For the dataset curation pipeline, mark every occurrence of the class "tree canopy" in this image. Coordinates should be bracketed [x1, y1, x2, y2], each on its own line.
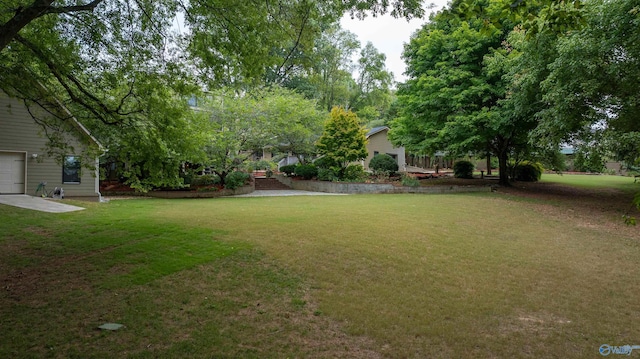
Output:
[535, 0, 640, 165]
[200, 86, 323, 184]
[390, 0, 526, 185]
[392, 0, 639, 219]
[316, 106, 368, 175]
[0, 0, 425, 190]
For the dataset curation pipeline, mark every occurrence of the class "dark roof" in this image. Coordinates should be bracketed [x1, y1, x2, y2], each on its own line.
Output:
[366, 126, 389, 138]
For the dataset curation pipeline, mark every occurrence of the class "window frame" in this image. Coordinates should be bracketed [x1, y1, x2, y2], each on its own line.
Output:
[62, 155, 81, 184]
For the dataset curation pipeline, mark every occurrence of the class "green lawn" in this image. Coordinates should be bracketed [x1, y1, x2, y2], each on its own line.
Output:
[1, 190, 639, 358]
[541, 173, 638, 192]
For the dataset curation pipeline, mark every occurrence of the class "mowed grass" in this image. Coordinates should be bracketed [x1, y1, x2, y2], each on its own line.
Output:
[1, 189, 639, 358]
[542, 173, 638, 192]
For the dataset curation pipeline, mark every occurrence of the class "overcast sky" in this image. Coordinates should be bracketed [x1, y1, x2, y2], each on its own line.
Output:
[340, 1, 449, 84]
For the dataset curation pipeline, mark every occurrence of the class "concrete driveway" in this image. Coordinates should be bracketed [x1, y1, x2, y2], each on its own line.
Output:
[0, 195, 85, 213]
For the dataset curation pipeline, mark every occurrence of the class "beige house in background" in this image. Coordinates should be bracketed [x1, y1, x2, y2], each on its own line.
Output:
[364, 126, 406, 171]
[0, 92, 102, 199]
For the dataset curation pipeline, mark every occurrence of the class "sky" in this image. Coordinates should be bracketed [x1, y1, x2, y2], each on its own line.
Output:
[340, 1, 449, 84]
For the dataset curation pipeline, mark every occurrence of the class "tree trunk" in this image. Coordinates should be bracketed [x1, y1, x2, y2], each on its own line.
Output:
[497, 151, 510, 186]
[216, 171, 227, 186]
[486, 153, 492, 175]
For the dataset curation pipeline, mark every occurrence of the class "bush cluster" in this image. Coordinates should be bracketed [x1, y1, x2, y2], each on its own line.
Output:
[191, 174, 221, 186]
[343, 164, 366, 181]
[280, 160, 367, 182]
[224, 171, 250, 190]
[294, 164, 318, 180]
[514, 161, 543, 182]
[401, 174, 420, 187]
[369, 154, 398, 174]
[317, 168, 338, 181]
[313, 156, 334, 169]
[574, 150, 604, 173]
[280, 164, 297, 176]
[453, 160, 475, 179]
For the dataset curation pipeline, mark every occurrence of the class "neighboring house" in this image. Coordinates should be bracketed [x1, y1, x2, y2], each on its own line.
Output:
[364, 126, 406, 171]
[278, 154, 301, 169]
[0, 92, 103, 199]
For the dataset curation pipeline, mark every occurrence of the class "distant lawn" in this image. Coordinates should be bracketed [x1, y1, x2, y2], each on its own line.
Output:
[1, 192, 639, 358]
[541, 173, 638, 192]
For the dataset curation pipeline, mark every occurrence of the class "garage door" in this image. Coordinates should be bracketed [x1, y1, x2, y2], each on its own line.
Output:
[0, 152, 25, 194]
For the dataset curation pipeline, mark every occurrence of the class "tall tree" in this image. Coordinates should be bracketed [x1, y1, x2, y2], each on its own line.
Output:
[262, 87, 325, 163]
[537, 0, 640, 163]
[351, 42, 394, 125]
[316, 106, 368, 176]
[200, 86, 323, 183]
[522, 0, 640, 221]
[201, 90, 273, 185]
[390, 1, 527, 185]
[308, 24, 361, 111]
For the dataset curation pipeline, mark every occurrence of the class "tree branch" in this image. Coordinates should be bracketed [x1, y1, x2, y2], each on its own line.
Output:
[15, 34, 138, 125]
[271, 2, 311, 83]
[43, 0, 104, 14]
[0, 0, 104, 52]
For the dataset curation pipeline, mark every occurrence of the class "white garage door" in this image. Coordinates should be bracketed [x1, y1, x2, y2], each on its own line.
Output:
[0, 152, 25, 194]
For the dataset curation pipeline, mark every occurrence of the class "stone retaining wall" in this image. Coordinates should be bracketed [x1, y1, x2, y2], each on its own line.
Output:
[275, 175, 490, 194]
[144, 185, 254, 198]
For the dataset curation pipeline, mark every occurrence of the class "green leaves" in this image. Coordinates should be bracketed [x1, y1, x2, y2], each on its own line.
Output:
[201, 86, 323, 182]
[392, 7, 506, 155]
[316, 107, 368, 171]
[392, 0, 546, 185]
[0, 0, 427, 193]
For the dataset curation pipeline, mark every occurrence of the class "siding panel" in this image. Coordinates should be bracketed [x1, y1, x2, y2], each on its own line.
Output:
[0, 93, 99, 197]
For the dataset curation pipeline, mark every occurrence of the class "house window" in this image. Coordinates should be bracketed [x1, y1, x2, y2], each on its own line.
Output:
[187, 95, 198, 107]
[63, 156, 81, 184]
[374, 151, 379, 156]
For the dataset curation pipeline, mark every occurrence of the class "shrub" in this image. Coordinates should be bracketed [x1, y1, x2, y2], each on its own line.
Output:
[574, 150, 605, 173]
[224, 171, 250, 190]
[280, 164, 297, 176]
[369, 154, 399, 174]
[514, 161, 543, 182]
[401, 174, 420, 187]
[294, 164, 318, 180]
[342, 164, 366, 181]
[313, 156, 334, 169]
[191, 174, 221, 187]
[453, 160, 474, 179]
[317, 168, 338, 181]
[182, 174, 193, 185]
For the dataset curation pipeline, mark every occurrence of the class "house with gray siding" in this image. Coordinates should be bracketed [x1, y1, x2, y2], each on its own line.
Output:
[0, 92, 102, 199]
